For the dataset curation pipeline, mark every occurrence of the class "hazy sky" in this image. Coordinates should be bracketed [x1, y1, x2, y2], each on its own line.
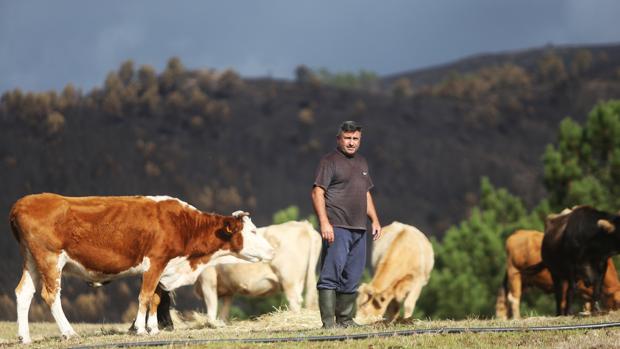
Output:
[1, 0, 619, 93]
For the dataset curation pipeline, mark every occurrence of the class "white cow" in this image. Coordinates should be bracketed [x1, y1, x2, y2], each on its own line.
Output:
[194, 220, 322, 324]
[355, 221, 434, 324]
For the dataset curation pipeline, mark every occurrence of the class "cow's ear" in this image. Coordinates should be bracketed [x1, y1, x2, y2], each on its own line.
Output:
[357, 284, 372, 305]
[598, 219, 616, 234]
[358, 293, 370, 305]
[223, 220, 239, 235]
[216, 222, 233, 241]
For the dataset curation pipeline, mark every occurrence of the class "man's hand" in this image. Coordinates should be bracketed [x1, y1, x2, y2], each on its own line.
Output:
[371, 221, 382, 241]
[312, 186, 334, 244]
[366, 192, 381, 241]
[321, 223, 335, 244]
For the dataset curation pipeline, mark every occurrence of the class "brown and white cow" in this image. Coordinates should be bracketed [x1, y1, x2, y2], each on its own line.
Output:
[193, 220, 322, 326]
[9, 193, 274, 343]
[495, 229, 620, 319]
[355, 222, 434, 324]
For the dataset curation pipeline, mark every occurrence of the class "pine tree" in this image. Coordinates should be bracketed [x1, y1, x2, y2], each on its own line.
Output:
[417, 178, 544, 319]
[543, 100, 620, 211]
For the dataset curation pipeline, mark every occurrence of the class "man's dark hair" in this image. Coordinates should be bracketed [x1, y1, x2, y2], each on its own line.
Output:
[338, 121, 362, 135]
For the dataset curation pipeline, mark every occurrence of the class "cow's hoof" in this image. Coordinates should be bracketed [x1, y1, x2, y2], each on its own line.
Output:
[336, 320, 362, 328]
[395, 317, 414, 324]
[206, 319, 226, 328]
[147, 327, 159, 335]
[160, 324, 174, 331]
[62, 331, 79, 340]
[591, 310, 609, 317]
[136, 328, 148, 336]
[18, 336, 32, 345]
[127, 323, 137, 334]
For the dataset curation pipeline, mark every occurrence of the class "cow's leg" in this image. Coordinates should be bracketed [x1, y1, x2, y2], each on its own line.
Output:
[195, 267, 222, 326]
[204, 291, 219, 326]
[146, 288, 162, 335]
[591, 262, 608, 314]
[402, 279, 424, 319]
[565, 279, 576, 316]
[495, 273, 509, 320]
[560, 281, 569, 315]
[495, 286, 508, 320]
[37, 253, 77, 340]
[507, 272, 522, 319]
[551, 273, 566, 316]
[15, 255, 39, 344]
[134, 266, 164, 335]
[565, 263, 582, 316]
[383, 299, 400, 323]
[303, 234, 320, 310]
[282, 279, 303, 313]
[219, 295, 233, 323]
[156, 288, 174, 331]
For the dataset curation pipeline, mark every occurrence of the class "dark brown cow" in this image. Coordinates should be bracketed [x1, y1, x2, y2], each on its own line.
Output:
[532, 206, 620, 315]
[10, 193, 274, 343]
[496, 229, 620, 319]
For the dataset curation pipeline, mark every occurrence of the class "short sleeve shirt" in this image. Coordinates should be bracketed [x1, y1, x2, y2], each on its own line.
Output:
[313, 149, 374, 230]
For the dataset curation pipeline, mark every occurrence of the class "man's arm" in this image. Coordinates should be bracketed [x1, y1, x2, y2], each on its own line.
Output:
[367, 191, 382, 240]
[312, 186, 334, 244]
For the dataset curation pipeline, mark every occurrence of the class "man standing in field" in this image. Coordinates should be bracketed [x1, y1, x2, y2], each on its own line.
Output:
[311, 120, 382, 328]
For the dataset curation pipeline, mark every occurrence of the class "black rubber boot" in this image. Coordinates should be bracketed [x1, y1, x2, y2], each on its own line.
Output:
[336, 292, 360, 327]
[318, 289, 337, 329]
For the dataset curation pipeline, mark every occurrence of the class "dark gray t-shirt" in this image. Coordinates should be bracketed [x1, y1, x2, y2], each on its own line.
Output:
[313, 149, 374, 230]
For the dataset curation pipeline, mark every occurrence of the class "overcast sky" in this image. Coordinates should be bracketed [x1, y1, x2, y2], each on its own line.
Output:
[1, 0, 619, 93]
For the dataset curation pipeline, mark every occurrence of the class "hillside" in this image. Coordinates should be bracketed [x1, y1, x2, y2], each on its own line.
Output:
[1, 43, 620, 321]
[381, 42, 620, 88]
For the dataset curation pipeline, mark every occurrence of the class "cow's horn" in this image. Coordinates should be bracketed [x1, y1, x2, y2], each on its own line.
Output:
[232, 210, 250, 218]
[597, 219, 615, 233]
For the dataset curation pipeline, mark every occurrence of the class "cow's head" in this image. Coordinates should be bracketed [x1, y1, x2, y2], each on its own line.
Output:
[355, 284, 390, 324]
[220, 211, 274, 263]
[355, 277, 412, 324]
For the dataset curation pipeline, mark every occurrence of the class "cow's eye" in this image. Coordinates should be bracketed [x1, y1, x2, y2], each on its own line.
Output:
[372, 298, 381, 309]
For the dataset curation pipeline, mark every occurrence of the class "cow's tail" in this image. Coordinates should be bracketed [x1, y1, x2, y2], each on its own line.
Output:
[9, 205, 22, 244]
[303, 221, 321, 310]
[522, 262, 547, 277]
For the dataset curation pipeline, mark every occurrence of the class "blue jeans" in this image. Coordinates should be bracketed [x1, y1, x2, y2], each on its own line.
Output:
[317, 227, 366, 294]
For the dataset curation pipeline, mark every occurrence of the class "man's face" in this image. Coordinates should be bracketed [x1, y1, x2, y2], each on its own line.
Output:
[337, 130, 362, 156]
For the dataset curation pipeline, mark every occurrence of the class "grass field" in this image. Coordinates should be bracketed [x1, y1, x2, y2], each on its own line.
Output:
[1, 309, 620, 348]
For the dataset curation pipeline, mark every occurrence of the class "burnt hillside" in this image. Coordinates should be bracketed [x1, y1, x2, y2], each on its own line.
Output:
[1, 43, 620, 321]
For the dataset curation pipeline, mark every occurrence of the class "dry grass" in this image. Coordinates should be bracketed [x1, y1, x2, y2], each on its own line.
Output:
[1, 309, 620, 348]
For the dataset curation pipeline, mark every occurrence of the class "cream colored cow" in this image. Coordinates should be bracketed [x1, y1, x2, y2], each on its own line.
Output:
[355, 221, 434, 324]
[195, 220, 322, 325]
